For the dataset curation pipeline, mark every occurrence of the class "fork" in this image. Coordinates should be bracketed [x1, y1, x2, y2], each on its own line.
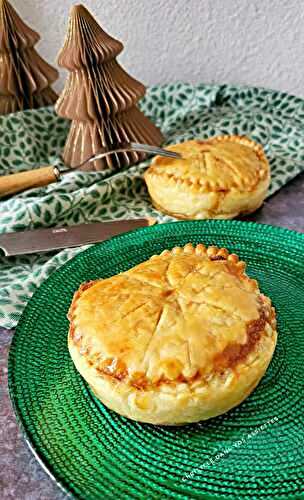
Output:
[74, 142, 181, 170]
[0, 142, 182, 198]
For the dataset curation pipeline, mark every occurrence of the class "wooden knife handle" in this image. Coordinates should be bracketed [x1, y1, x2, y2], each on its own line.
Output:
[0, 166, 59, 198]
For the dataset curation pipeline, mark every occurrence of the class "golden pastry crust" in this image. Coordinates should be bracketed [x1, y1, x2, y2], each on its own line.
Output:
[68, 243, 277, 425]
[144, 136, 270, 220]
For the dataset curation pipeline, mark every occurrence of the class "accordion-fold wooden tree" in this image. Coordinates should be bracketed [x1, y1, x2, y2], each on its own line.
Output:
[0, 0, 58, 115]
[56, 4, 164, 171]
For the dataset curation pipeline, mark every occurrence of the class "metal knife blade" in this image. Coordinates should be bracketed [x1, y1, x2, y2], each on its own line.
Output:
[0, 218, 155, 256]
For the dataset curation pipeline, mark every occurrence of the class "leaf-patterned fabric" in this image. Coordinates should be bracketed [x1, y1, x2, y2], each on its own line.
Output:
[0, 82, 304, 328]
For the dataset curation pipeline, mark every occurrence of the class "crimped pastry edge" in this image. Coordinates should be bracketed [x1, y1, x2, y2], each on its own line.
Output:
[68, 243, 277, 424]
[69, 334, 276, 425]
[68, 244, 277, 389]
[145, 135, 269, 192]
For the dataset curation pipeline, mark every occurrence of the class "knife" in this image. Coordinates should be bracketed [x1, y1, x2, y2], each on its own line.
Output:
[0, 218, 155, 256]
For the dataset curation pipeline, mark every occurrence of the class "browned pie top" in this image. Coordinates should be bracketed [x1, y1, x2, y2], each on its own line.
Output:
[68, 243, 276, 390]
[144, 136, 269, 193]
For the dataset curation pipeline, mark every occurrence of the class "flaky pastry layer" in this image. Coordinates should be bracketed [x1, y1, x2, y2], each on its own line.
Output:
[68, 243, 277, 424]
[144, 136, 270, 220]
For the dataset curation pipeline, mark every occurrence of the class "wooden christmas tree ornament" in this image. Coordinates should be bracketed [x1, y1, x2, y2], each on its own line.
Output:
[56, 4, 164, 171]
[0, 0, 58, 115]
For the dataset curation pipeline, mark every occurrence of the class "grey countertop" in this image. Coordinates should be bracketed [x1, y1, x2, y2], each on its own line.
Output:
[1, 172, 304, 500]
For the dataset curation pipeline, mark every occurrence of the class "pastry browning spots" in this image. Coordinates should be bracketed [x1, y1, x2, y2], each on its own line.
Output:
[68, 243, 277, 424]
[144, 136, 270, 220]
[213, 306, 266, 372]
[70, 305, 269, 388]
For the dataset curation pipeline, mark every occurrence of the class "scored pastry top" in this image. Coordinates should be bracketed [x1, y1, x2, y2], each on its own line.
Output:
[68, 243, 276, 391]
[145, 136, 270, 193]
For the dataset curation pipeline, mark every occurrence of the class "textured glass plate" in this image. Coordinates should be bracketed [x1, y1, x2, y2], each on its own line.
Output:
[8, 220, 304, 499]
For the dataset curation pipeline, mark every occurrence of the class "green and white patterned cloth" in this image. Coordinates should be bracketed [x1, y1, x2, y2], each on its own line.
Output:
[1, 82, 304, 329]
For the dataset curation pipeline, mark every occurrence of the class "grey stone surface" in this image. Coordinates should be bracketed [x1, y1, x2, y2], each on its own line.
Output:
[1, 172, 303, 499]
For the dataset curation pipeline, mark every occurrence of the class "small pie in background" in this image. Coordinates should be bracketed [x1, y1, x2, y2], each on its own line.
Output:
[144, 135, 270, 220]
[68, 243, 277, 425]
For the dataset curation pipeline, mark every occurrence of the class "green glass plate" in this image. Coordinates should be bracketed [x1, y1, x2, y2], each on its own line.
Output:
[8, 220, 304, 499]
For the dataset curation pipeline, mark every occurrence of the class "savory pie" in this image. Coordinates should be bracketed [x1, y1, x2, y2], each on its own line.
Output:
[144, 136, 270, 219]
[68, 243, 277, 425]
